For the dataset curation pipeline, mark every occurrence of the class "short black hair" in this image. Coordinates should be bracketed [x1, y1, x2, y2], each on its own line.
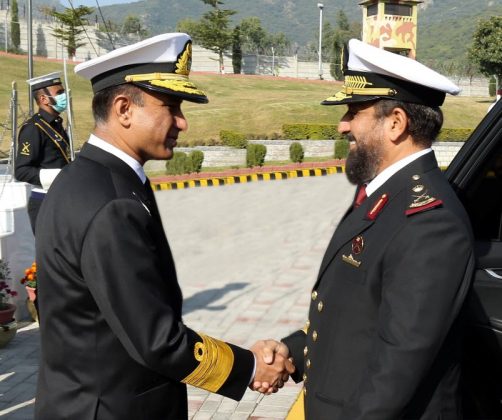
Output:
[373, 99, 443, 148]
[92, 84, 145, 124]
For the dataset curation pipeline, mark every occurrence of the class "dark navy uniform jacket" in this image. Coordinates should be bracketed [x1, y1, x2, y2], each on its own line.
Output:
[35, 143, 253, 419]
[15, 109, 70, 187]
[283, 152, 475, 420]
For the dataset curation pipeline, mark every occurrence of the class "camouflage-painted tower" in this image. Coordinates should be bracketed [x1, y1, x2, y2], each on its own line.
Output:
[359, 0, 422, 59]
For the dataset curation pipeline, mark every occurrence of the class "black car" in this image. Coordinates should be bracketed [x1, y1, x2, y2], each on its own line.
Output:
[447, 98, 502, 419]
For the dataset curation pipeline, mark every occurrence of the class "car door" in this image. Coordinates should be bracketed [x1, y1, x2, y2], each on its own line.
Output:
[446, 99, 502, 419]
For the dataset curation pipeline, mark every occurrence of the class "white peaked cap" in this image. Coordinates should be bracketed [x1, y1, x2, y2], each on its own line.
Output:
[75, 33, 208, 103]
[323, 39, 460, 107]
[27, 72, 63, 92]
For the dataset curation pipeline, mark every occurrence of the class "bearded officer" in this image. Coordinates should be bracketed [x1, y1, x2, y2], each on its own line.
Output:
[279, 39, 475, 419]
[15, 72, 70, 234]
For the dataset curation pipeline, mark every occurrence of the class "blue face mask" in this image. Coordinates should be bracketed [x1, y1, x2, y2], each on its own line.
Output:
[49, 92, 67, 113]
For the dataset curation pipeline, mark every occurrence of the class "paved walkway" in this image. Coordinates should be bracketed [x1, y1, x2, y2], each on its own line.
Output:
[0, 174, 354, 419]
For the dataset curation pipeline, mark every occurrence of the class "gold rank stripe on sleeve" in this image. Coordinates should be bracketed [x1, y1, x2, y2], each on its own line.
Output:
[182, 333, 234, 393]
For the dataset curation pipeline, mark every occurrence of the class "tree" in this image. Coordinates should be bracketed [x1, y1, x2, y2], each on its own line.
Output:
[10, 0, 20, 52]
[329, 10, 361, 80]
[468, 16, 502, 94]
[239, 17, 268, 54]
[176, 18, 201, 38]
[232, 25, 242, 74]
[36, 24, 48, 57]
[48, 6, 94, 59]
[195, 0, 236, 74]
[122, 15, 148, 38]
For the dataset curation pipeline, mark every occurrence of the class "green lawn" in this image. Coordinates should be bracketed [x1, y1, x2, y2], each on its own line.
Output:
[0, 52, 494, 155]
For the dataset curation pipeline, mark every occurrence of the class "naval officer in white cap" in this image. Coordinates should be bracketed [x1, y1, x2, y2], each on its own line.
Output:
[279, 39, 475, 419]
[34, 33, 293, 420]
[15, 72, 70, 234]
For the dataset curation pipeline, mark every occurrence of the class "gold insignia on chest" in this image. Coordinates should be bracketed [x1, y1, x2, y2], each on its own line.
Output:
[352, 236, 364, 255]
[342, 253, 361, 268]
[20, 142, 31, 156]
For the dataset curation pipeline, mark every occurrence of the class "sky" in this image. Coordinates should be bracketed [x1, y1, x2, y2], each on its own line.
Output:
[61, 0, 139, 6]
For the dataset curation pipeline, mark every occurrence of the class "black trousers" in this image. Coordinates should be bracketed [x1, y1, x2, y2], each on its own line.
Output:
[27, 195, 44, 235]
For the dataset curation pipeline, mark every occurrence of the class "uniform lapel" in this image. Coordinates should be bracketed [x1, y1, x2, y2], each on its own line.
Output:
[316, 151, 439, 281]
[318, 203, 374, 280]
[78, 143, 149, 204]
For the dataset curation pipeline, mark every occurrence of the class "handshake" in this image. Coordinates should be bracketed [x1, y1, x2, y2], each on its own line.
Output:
[249, 339, 295, 394]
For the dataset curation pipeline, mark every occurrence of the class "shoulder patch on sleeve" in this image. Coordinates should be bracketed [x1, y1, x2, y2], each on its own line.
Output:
[406, 175, 443, 216]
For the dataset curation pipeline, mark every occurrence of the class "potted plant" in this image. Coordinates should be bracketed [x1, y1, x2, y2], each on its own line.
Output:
[20, 262, 37, 301]
[0, 259, 17, 324]
[20, 262, 38, 321]
[0, 259, 18, 348]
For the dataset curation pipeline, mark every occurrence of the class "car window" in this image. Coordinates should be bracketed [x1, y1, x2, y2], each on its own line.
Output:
[463, 148, 502, 241]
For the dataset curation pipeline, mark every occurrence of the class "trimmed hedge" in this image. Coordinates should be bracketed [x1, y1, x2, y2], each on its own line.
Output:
[282, 123, 343, 140]
[436, 128, 473, 142]
[247, 144, 267, 167]
[220, 130, 248, 148]
[334, 139, 350, 159]
[165, 152, 193, 175]
[290, 142, 304, 163]
[189, 150, 204, 173]
[283, 123, 472, 142]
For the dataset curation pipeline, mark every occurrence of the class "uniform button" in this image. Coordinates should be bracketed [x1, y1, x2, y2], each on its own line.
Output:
[412, 174, 420, 180]
[311, 291, 318, 301]
[303, 373, 307, 381]
[312, 331, 318, 341]
[306, 359, 311, 368]
[304, 346, 308, 356]
[303, 388, 307, 396]
[318, 301, 324, 312]
[305, 319, 310, 332]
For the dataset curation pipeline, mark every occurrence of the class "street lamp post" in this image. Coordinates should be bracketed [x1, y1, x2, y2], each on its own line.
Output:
[317, 3, 324, 80]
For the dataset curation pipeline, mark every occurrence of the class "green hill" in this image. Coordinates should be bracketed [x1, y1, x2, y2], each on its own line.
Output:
[95, 0, 502, 62]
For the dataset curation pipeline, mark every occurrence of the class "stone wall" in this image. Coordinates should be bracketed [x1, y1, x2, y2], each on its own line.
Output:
[432, 141, 464, 168]
[144, 140, 465, 173]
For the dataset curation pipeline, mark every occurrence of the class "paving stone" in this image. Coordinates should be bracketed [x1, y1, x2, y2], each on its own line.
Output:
[0, 174, 353, 419]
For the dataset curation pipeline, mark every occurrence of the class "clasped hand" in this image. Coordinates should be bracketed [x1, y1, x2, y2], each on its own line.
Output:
[250, 339, 294, 394]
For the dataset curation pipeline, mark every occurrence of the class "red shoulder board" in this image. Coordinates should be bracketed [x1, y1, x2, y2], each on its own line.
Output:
[405, 199, 443, 216]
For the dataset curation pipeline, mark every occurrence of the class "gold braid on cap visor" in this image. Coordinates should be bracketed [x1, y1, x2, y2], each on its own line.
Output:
[182, 333, 234, 392]
[325, 75, 397, 102]
[124, 73, 207, 96]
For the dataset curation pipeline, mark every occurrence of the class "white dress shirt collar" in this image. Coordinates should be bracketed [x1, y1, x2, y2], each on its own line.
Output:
[366, 148, 432, 197]
[87, 134, 146, 184]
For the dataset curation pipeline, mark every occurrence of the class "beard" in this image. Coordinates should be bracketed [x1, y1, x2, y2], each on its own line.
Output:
[345, 132, 384, 185]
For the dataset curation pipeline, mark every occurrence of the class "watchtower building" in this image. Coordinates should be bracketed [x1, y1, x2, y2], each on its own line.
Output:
[359, 0, 422, 59]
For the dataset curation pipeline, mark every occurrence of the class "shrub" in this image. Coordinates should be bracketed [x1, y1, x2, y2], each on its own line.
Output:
[189, 150, 204, 173]
[489, 75, 496, 97]
[165, 152, 193, 175]
[247, 144, 267, 167]
[282, 123, 343, 140]
[290, 142, 304, 163]
[220, 130, 248, 149]
[436, 128, 473, 142]
[334, 139, 350, 159]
